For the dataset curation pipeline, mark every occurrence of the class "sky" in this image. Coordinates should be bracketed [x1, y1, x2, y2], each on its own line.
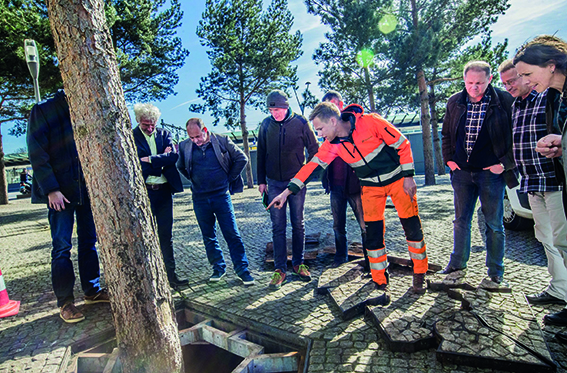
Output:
[2, 0, 567, 154]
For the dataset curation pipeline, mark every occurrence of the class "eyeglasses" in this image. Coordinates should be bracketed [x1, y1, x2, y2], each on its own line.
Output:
[503, 76, 520, 88]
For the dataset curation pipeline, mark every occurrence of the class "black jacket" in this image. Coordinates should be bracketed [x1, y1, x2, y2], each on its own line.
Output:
[257, 109, 319, 184]
[442, 84, 519, 188]
[133, 126, 183, 194]
[176, 132, 247, 194]
[27, 90, 86, 204]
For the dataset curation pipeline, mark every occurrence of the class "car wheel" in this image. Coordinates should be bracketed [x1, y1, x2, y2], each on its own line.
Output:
[503, 191, 533, 231]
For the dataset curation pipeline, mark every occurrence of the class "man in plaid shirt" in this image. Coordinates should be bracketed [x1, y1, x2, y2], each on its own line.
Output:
[441, 61, 516, 285]
[499, 60, 567, 316]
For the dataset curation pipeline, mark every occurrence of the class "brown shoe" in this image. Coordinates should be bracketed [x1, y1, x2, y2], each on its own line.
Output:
[269, 269, 286, 289]
[60, 303, 85, 323]
[292, 264, 312, 281]
[412, 273, 426, 294]
[84, 289, 110, 304]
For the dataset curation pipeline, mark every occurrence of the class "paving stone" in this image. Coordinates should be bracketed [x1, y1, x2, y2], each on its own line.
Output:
[1, 175, 565, 373]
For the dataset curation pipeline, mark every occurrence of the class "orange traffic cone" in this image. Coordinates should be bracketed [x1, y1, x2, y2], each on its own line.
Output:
[0, 269, 20, 318]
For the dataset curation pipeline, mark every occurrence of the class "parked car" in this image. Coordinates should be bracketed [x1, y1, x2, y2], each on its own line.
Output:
[504, 186, 533, 231]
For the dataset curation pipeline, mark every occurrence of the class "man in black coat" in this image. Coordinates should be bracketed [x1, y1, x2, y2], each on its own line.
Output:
[132, 103, 187, 287]
[27, 90, 109, 323]
[440, 61, 517, 285]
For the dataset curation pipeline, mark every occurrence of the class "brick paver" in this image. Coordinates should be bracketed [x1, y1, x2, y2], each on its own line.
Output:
[1, 175, 566, 372]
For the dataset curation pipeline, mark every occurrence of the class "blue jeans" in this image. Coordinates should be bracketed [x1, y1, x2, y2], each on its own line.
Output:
[268, 178, 307, 272]
[48, 199, 100, 307]
[147, 186, 176, 278]
[330, 187, 365, 264]
[449, 169, 506, 277]
[192, 191, 250, 276]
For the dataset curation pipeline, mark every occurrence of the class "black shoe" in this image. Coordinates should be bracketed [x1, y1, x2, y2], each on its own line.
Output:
[526, 291, 566, 305]
[490, 275, 504, 285]
[375, 282, 388, 291]
[556, 332, 567, 344]
[544, 309, 567, 326]
[437, 266, 466, 275]
[331, 260, 347, 268]
[209, 269, 226, 282]
[169, 274, 189, 287]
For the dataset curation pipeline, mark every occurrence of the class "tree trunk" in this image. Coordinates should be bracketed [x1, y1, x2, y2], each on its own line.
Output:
[0, 131, 8, 205]
[428, 85, 445, 176]
[410, 0, 435, 185]
[240, 99, 254, 188]
[415, 69, 436, 185]
[363, 66, 376, 112]
[46, 1, 183, 372]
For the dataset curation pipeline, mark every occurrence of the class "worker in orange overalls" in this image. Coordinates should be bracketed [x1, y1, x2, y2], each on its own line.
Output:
[268, 102, 428, 293]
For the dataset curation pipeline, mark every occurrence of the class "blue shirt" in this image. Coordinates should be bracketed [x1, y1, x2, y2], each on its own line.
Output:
[190, 142, 229, 199]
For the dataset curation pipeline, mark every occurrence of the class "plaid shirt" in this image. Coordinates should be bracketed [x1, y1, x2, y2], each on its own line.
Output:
[465, 92, 491, 158]
[512, 90, 561, 193]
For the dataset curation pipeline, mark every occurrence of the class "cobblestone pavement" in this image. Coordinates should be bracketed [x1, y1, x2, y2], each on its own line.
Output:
[1, 175, 567, 372]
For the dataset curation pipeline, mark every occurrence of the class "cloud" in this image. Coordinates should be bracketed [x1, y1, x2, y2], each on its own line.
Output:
[492, 0, 566, 38]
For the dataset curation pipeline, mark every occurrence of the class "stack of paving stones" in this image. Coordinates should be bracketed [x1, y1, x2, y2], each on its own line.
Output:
[2, 175, 567, 373]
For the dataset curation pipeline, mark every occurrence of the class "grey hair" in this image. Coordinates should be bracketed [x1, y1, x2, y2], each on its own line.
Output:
[133, 103, 161, 123]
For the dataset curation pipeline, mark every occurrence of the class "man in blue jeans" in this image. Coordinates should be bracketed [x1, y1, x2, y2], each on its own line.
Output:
[441, 61, 517, 285]
[177, 118, 254, 285]
[27, 90, 109, 324]
[257, 90, 319, 289]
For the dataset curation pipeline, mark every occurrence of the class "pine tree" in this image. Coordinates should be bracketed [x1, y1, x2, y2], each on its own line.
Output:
[191, 0, 303, 188]
[47, 0, 183, 371]
[388, 0, 510, 184]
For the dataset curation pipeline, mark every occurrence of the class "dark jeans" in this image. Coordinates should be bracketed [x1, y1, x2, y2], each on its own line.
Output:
[449, 169, 506, 277]
[147, 186, 177, 278]
[267, 178, 307, 272]
[330, 187, 365, 264]
[192, 191, 249, 276]
[48, 199, 100, 307]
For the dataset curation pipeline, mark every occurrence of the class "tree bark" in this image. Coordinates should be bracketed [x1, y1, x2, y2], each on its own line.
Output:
[428, 84, 445, 176]
[415, 69, 436, 185]
[411, 0, 435, 185]
[46, 1, 183, 372]
[240, 98, 254, 188]
[0, 131, 8, 205]
[363, 66, 376, 112]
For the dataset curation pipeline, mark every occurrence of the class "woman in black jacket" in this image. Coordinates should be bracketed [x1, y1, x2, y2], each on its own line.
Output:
[514, 34, 567, 332]
[514, 35, 567, 162]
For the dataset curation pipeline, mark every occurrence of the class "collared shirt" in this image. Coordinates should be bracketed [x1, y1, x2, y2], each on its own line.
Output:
[142, 130, 168, 185]
[512, 89, 561, 193]
[464, 92, 491, 158]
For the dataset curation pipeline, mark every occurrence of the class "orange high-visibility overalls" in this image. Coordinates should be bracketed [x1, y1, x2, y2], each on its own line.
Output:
[288, 106, 428, 284]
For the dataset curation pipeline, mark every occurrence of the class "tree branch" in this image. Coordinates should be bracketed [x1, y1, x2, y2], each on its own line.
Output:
[427, 76, 460, 86]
